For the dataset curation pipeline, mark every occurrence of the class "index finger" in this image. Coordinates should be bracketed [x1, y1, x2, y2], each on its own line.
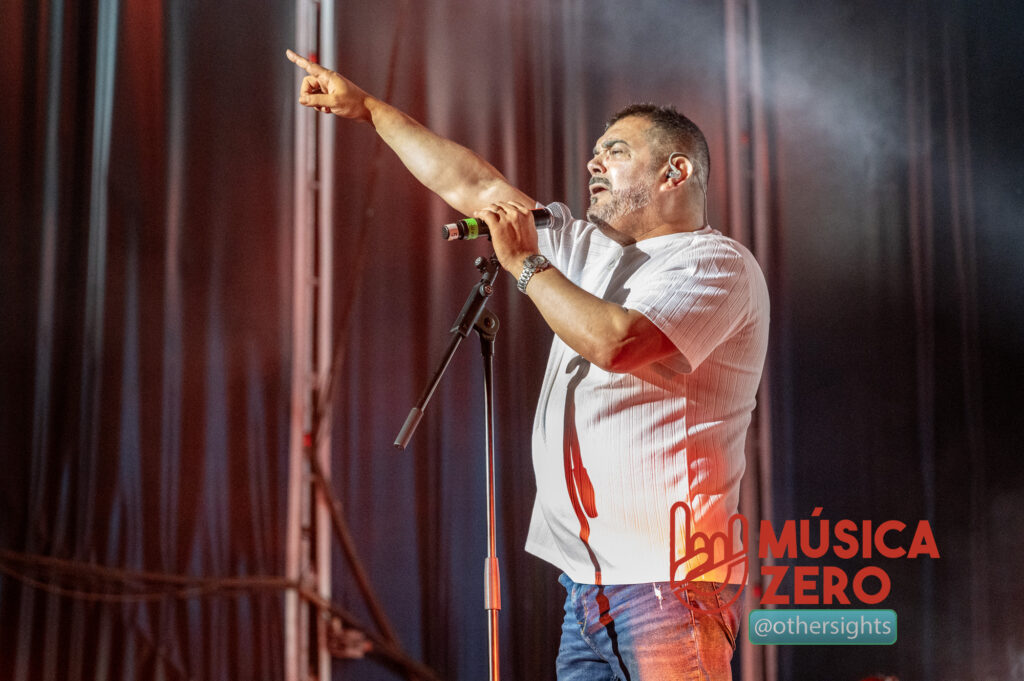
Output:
[286, 48, 328, 77]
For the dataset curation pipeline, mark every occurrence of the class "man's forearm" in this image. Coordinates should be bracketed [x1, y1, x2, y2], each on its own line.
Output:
[363, 98, 532, 215]
[522, 268, 678, 373]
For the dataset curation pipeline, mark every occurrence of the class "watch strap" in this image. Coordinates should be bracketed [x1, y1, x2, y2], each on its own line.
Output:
[517, 255, 551, 294]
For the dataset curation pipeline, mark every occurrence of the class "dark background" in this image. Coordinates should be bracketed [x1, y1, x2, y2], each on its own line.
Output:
[2, 0, 1022, 679]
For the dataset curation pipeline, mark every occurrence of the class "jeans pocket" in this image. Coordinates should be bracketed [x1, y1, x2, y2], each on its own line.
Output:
[711, 584, 741, 651]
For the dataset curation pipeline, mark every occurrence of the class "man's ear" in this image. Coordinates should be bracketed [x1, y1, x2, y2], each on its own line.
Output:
[665, 152, 694, 185]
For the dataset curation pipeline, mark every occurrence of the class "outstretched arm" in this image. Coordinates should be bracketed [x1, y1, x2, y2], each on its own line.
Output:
[286, 51, 676, 373]
[286, 49, 533, 215]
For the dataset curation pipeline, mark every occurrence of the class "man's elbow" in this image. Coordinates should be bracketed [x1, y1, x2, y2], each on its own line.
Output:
[589, 340, 647, 374]
[587, 317, 676, 374]
[446, 179, 531, 217]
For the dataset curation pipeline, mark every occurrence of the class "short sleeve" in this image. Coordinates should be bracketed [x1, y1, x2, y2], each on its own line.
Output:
[625, 240, 754, 373]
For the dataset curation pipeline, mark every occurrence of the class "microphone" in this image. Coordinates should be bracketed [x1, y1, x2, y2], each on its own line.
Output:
[442, 208, 552, 241]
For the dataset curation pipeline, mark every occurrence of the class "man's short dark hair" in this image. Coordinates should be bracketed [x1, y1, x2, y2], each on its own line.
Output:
[607, 104, 710, 188]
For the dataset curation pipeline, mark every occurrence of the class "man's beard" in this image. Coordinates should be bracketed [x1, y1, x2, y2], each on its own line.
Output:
[586, 183, 652, 228]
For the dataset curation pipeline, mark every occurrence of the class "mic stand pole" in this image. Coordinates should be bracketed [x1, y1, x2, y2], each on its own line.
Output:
[394, 254, 503, 681]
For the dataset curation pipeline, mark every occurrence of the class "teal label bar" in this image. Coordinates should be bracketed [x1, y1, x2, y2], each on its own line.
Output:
[747, 609, 897, 645]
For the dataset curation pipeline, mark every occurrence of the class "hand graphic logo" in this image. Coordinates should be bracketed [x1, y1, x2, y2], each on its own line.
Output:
[668, 501, 748, 614]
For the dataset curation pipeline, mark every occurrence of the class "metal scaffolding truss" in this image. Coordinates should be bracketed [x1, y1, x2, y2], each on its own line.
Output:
[285, 3, 435, 680]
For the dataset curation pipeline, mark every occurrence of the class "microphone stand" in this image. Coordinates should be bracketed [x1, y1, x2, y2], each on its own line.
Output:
[394, 253, 503, 681]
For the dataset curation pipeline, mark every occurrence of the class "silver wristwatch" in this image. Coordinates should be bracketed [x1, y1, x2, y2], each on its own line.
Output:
[517, 254, 552, 293]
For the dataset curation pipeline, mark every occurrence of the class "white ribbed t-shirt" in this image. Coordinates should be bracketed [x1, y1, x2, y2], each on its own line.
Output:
[525, 202, 770, 585]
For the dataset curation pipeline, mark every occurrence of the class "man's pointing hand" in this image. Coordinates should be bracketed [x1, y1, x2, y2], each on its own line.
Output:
[286, 49, 371, 121]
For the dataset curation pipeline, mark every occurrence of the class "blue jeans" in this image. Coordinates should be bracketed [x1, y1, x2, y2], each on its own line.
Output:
[556, 573, 742, 681]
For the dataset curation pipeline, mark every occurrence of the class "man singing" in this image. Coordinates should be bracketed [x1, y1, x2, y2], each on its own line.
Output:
[288, 49, 768, 681]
